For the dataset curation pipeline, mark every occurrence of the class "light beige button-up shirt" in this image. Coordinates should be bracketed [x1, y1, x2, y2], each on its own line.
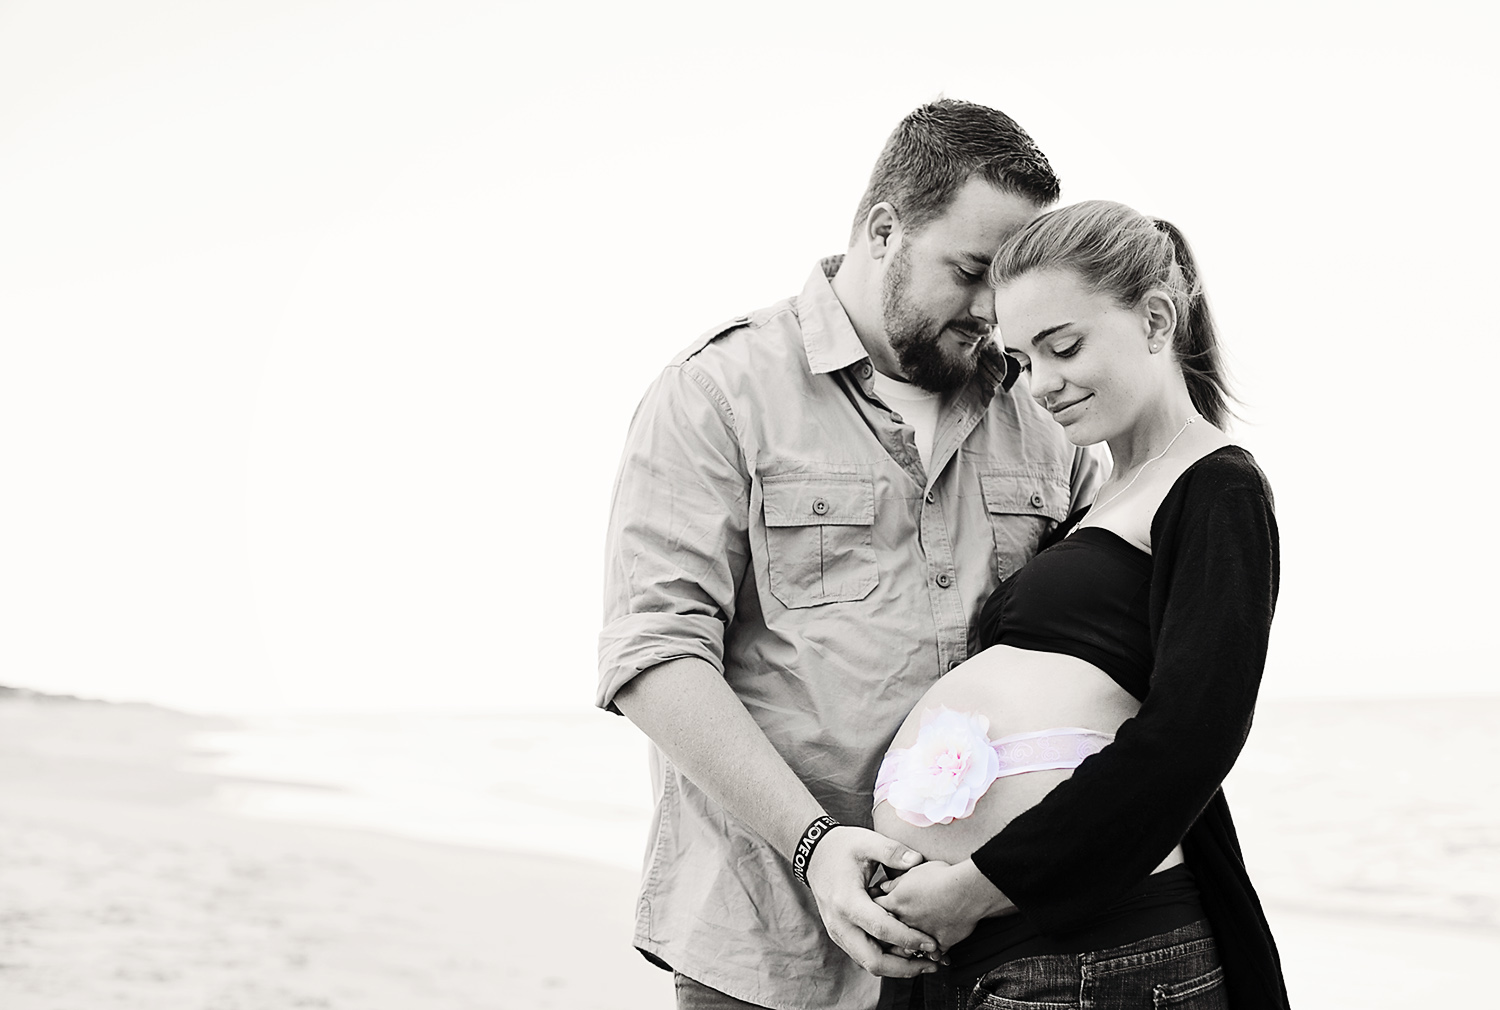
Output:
[598, 259, 1105, 1009]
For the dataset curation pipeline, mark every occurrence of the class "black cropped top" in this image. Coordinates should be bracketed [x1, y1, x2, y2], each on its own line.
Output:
[976, 522, 1152, 695]
[966, 447, 1289, 1010]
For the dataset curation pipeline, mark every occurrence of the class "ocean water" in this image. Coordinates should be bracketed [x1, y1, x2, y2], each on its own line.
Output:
[189, 697, 1500, 933]
[190, 710, 657, 872]
[1224, 696, 1500, 933]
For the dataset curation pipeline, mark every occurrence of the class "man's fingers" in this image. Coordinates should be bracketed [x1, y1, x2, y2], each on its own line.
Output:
[852, 831, 925, 872]
[864, 950, 938, 978]
[827, 922, 935, 979]
[872, 896, 950, 964]
[805, 829, 939, 976]
[849, 898, 938, 953]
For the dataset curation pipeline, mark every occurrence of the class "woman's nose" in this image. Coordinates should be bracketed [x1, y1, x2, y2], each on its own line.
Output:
[1029, 359, 1063, 402]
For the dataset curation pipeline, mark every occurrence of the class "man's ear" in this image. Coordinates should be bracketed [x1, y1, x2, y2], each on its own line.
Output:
[863, 202, 898, 261]
[1142, 290, 1177, 352]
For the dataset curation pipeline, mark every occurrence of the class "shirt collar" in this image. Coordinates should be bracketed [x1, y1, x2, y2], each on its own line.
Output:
[799, 256, 872, 375]
[797, 254, 1022, 393]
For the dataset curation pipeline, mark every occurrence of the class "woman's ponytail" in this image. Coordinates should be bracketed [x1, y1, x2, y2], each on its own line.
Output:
[1152, 218, 1232, 427]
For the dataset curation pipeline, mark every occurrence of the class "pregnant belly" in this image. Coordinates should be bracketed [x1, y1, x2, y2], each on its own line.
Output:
[872, 645, 1183, 871]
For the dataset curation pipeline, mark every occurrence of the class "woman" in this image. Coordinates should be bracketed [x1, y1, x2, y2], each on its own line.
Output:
[870, 201, 1287, 1009]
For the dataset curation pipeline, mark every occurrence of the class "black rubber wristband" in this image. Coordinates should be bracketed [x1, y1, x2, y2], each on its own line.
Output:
[791, 814, 840, 886]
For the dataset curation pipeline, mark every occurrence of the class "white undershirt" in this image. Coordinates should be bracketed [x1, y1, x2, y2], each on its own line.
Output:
[871, 370, 944, 471]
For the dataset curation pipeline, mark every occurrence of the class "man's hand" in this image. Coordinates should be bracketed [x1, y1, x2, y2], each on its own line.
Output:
[874, 858, 1016, 951]
[804, 826, 941, 978]
[616, 662, 946, 977]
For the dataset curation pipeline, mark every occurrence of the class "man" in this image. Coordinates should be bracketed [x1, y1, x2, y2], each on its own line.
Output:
[598, 99, 1105, 1010]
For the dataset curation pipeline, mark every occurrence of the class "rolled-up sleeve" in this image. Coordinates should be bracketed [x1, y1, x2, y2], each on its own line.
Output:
[597, 362, 751, 711]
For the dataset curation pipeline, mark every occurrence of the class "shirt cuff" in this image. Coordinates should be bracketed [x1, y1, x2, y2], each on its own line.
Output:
[597, 612, 727, 712]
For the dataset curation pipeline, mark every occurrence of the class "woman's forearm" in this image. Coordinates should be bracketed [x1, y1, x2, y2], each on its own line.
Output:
[954, 859, 1017, 917]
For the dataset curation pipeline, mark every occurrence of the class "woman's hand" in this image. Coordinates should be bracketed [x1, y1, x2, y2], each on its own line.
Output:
[874, 858, 1016, 952]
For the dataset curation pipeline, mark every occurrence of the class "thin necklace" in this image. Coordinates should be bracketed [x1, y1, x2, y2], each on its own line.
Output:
[1072, 414, 1198, 534]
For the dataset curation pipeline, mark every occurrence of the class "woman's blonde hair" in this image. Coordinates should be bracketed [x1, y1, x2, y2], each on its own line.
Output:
[990, 200, 1234, 427]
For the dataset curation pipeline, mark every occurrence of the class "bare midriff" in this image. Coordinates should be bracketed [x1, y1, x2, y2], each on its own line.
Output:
[873, 645, 1185, 872]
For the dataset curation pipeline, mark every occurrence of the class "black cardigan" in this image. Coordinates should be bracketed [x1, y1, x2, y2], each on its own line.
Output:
[972, 446, 1290, 1010]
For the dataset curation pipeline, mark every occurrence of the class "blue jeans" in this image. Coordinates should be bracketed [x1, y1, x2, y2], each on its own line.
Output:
[922, 920, 1228, 1010]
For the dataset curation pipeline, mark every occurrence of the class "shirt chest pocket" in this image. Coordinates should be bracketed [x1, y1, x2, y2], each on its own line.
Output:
[980, 465, 1070, 580]
[761, 473, 879, 609]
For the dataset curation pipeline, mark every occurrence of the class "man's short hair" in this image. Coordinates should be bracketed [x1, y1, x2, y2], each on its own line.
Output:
[849, 98, 1060, 243]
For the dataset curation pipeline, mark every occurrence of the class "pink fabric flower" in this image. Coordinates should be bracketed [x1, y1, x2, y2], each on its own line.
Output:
[884, 707, 1001, 827]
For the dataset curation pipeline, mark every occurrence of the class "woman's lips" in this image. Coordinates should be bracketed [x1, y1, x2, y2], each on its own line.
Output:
[1049, 394, 1092, 420]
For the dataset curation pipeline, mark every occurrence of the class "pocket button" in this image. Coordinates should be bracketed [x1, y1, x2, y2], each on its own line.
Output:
[1030, 492, 1045, 508]
[811, 498, 829, 516]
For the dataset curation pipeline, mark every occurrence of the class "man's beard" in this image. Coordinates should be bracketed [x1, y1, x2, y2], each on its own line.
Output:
[880, 244, 989, 394]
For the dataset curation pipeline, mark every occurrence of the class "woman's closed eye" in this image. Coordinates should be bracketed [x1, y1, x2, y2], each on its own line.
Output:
[1052, 339, 1082, 358]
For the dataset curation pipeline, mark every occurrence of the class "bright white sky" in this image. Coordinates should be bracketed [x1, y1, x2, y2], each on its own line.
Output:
[0, 0, 1493, 714]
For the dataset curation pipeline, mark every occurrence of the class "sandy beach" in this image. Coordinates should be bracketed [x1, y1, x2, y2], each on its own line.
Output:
[0, 696, 671, 1009]
[1, 693, 1496, 1008]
